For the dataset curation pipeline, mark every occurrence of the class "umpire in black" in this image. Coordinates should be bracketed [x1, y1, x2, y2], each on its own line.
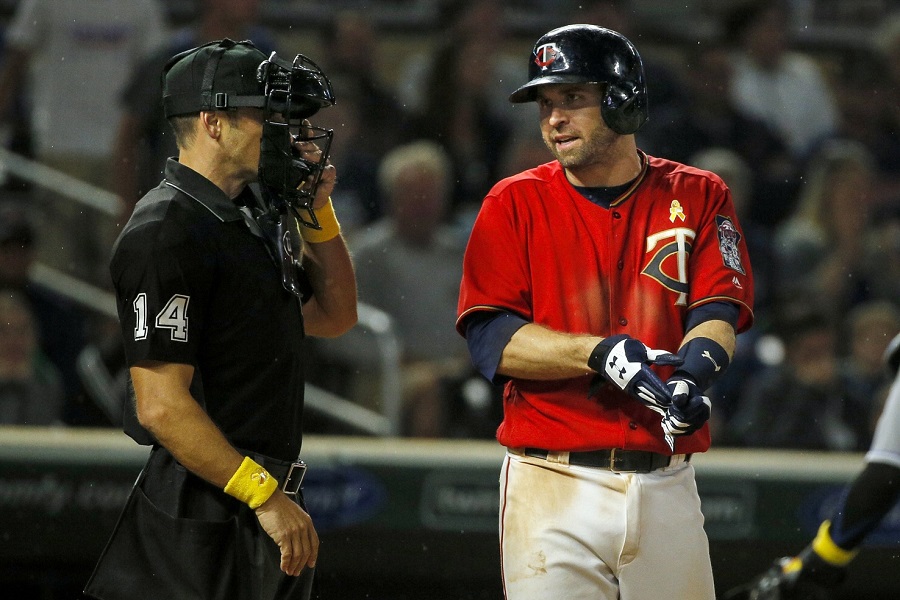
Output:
[85, 39, 357, 600]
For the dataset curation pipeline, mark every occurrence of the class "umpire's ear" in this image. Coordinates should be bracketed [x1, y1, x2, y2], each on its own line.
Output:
[198, 111, 223, 140]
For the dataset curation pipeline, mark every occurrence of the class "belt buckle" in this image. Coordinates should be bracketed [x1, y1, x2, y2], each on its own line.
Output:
[608, 448, 636, 473]
[282, 460, 307, 497]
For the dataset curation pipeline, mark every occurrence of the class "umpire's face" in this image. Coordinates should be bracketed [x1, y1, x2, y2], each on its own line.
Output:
[216, 107, 266, 186]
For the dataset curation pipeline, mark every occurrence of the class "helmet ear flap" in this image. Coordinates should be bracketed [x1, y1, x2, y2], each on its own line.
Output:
[602, 81, 648, 135]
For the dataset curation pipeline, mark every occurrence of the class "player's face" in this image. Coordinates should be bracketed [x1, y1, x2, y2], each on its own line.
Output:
[536, 83, 619, 172]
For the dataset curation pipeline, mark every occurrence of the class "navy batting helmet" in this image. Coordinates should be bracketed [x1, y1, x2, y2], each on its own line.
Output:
[509, 24, 648, 135]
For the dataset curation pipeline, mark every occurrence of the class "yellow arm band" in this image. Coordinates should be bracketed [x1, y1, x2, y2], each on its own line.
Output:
[223, 456, 278, 509]
[301, 197, 341, 243]
[811, 520, 858, 566]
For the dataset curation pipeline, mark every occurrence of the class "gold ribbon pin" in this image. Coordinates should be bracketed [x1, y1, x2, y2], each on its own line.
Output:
[669, 200, 685, 222]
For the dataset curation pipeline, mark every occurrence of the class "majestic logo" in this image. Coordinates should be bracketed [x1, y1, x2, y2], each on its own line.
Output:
[642, 227, 696, 306]
[716, 215, 746, 274]
[534, 43, 561, 69]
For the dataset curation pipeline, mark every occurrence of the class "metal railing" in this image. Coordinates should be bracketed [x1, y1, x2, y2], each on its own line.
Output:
[0, 146, 403, 436]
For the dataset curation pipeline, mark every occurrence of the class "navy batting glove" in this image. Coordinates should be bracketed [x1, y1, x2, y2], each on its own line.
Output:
[662, 376, 711, 437]
[588, 334, 683, 411]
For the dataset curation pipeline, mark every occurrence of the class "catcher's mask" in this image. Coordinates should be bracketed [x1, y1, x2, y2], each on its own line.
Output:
[257, 51, 336, 228]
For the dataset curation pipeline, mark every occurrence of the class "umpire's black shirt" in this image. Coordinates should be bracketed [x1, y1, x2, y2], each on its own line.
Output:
[110, 158, 306, 461]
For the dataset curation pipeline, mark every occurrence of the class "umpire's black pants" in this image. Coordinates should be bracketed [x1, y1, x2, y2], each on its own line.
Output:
[84, 446, 316, 600]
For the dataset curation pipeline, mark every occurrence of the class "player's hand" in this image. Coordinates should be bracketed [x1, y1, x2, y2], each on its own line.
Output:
[588, 334, 683, 410]
[723, 547, 846, 600]
[662, 376, 711, 437]
[254, 489, 319, 576]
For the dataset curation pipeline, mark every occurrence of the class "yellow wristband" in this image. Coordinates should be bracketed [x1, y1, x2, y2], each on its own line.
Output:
[223, 456, 278, 509]
[811, 521, 858, 566]
[301, 197, 341, 243]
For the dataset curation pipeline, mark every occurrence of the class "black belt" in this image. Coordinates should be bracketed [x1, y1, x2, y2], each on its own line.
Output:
[245, 451, 307, 497]
[523, 447, 688, 473]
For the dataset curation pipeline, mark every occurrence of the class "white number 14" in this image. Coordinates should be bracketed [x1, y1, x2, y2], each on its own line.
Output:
[133, 293, 190, 342]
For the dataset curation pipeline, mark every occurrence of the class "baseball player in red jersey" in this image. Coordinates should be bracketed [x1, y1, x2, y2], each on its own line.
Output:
[456, 25, 754, 600]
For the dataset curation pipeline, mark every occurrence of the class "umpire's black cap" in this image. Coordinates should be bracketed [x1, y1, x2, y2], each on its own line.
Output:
[162, 38, 268, 118]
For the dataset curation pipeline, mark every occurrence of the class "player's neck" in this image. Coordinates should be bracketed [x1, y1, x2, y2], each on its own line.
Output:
[564, 137, 641, 188]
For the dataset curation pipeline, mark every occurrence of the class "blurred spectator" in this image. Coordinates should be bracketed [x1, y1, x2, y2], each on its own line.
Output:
[689, 148, 773, 439]
[859, 204, 900, 305]
[858, 12, 900, 209]
[112, 0, 276, 212]
[645, 40, 799, 228]
[0, 0, 168, 283]
[498, 134, 552, 180]
[404, 29, 512, 212]
[313, 76, 384, 233]
[396, 0, 523, 134]
[727, 304, 860, 451]
[838, 300, 900, 447]
[773, 139, 878, 319]
[0, 201, 91, 424]
[397, 1, 516, 211]
[725, 0, 839, 160]
[318, 9, 405, 157]
[570, 0, 690, 153]
[349, 141, 477, 437]
[314, 9, 407, 231]
[0, 289, 65, 425]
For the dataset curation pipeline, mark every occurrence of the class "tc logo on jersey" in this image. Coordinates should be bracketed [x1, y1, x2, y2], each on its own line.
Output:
[716, 215, 745, 275]
[534, 43, 566, 70]
[642, 227, 695, 306]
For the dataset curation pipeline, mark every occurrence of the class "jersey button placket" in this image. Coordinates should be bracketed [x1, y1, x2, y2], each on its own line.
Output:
[608, 206, 627, 333]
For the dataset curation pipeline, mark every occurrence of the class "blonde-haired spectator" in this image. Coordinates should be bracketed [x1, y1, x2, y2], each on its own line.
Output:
[773, 139, 878, 317]
[349, 140, 481, 437]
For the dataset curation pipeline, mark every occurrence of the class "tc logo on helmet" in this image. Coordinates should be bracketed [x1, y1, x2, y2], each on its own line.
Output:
[534, 43, 561, 69]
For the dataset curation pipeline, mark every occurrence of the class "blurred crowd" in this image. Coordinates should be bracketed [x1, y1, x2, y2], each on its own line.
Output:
[0, 0, 898, 451]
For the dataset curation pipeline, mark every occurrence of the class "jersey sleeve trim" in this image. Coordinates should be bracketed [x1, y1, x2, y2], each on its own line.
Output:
[456, 305, 526, 337]
[686, 296, 754, 332]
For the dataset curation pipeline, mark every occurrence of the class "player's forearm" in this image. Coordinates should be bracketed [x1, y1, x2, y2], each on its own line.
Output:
[830, 462, 900, 550]
[497, 323, 599, 380]
[681, 319, 736, 358]
[301, 234, 358, 337]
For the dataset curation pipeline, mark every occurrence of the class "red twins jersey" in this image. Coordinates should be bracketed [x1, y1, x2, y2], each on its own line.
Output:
[456, 152, 754, 454]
